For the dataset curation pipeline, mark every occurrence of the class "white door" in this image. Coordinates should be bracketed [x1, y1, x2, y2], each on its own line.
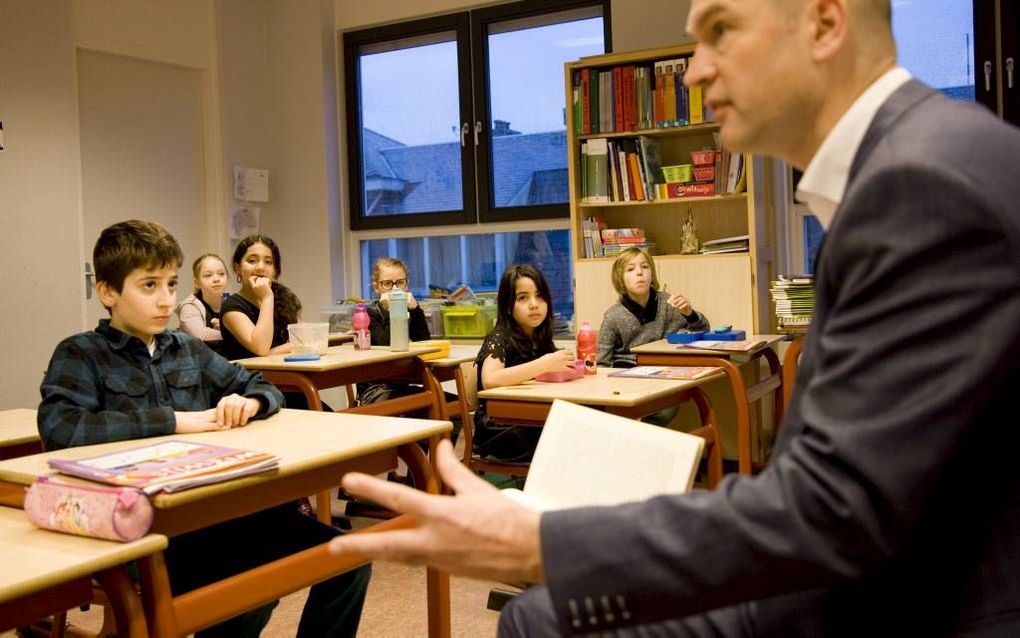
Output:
[77, 49, 206, 328]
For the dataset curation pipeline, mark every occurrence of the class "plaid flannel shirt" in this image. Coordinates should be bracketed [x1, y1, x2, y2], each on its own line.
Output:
[39, 319, 283, 450]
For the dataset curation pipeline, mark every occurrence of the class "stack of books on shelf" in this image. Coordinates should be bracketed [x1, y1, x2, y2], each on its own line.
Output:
[581, 218, 657, 258]
[601, 228, 656, 256]
[571, 56, 709, 135]
[769, 275, 815, 330]
[700, 234, 749, 255]
[581, 136, 664, 203]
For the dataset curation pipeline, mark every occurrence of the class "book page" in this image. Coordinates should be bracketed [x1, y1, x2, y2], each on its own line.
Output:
[511, 401, 704, 511]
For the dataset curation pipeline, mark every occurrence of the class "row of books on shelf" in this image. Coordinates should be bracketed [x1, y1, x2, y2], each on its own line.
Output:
[580, 136, 745, 204]
[769, 274, 815, 329]
[581, 219, 657, 258]
[571, 57, 709, 134]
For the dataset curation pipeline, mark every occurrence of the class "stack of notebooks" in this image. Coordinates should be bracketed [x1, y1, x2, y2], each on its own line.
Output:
[770, 275, 815, 330]
[49, 440, 279, 495]
[699, 234, 749, 254]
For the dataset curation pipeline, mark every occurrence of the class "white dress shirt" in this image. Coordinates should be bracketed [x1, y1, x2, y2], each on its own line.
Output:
[796, 67, 912, 229]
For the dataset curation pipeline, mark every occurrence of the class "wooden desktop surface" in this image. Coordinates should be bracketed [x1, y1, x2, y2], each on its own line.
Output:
[0, 408, 40, 446]
[234, 342, 439, 372]
[0, 408, 450, 512]
[477, 367, 723, 408]
[426, 344, 479, 368]
[630, 334, 785, 358]
[0, 506, 167, 604]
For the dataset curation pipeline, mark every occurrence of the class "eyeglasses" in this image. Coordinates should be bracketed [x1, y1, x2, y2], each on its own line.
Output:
[376, 278, 408, 291]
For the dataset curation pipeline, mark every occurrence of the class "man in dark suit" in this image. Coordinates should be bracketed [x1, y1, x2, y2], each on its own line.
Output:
[330, 0, 1020, 634]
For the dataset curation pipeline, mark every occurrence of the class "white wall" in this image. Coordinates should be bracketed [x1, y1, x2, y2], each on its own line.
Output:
[0, 1, 84, 408]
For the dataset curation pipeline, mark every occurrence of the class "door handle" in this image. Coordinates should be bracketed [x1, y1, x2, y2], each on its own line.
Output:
[984, 60, 993, 92]
[84, 262, 94, 300]
[1007, 57, 1014, 90]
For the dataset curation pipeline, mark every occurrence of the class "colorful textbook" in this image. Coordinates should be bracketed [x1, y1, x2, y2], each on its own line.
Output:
[48, 440, 279, 495]
[608, 365, 721, 380]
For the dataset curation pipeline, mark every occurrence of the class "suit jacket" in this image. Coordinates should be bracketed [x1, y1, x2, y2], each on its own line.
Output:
[541, 81, 1020, 635]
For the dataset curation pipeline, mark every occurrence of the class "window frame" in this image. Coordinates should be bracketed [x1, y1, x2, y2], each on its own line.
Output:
[471, 0, 612, 224]
[342, 0, 610, 231]
[343, 12, 476, 231]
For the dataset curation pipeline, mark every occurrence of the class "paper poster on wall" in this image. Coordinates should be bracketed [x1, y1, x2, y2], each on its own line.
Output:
[233, 165, 269, 202]
[230, 206, 261, 240]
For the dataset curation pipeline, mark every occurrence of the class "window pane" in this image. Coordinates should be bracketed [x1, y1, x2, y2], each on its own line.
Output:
[802, 215, 825, 274]
[361, 229, 574, 334]
[358, 34, 464, 215]
[892, 1, 974, 101]
[486, 14, 604, 208]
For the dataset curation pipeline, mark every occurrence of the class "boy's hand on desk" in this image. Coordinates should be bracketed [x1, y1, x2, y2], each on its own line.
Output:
[667, 293, 693, 316]
[215, 394, 261, 427]
[174, 409, 232, 433]
[328, 439, 545, 584]
[541, 349, 576, 373]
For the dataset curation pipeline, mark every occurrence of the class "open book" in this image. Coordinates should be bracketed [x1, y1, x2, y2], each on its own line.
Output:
[48, 440, 279, 495]
[608, 365, 721, 380]
[501, 400, 705, 512]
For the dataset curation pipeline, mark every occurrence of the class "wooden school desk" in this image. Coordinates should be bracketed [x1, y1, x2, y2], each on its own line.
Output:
[631, 335, 785, 475]
[236, 343, 441, 416]
[0, 408, 42, 460]
[0, 409, 453, 638]
[0, 506, 167, 636]
[424, 345, 479, 433]
[477, 367, 725, 486]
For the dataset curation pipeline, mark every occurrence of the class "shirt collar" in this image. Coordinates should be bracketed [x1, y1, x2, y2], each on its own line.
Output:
[96, 318, 173, 355]
[796, 67, 911, 229]
[621, 289, 659, 325]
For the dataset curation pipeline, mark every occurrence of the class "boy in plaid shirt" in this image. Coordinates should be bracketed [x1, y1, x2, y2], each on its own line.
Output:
[39, 219, 369, 637]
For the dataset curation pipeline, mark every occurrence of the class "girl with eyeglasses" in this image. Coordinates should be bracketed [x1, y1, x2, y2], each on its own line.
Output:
[356, 257, 433, 406]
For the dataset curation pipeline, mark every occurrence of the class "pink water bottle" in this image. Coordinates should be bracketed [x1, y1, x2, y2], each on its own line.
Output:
[576, 321, 597, 374]
[353, 303, 371, 350]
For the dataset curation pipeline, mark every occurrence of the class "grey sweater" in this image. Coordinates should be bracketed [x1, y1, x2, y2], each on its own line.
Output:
[596, 290, 710, 367]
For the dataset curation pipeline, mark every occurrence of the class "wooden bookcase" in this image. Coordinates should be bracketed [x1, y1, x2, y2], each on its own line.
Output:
[565, 44, 774, 334]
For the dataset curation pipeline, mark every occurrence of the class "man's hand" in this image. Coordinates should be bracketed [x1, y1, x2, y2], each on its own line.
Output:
[174, 409, 231, 433]
[215, 394, 261, 427]
[328, 439, 545, 583]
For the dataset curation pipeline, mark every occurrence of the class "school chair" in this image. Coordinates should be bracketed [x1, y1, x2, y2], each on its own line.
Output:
[458, 365, 531, 479]
[782, 337, 805, 413]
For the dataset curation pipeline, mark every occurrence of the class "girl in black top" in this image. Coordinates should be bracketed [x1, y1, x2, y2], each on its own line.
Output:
[473, 264, 575, 463]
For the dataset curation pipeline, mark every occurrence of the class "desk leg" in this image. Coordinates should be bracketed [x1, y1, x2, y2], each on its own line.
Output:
[137, 551, 180, 638]
[399, 442, 451, 638]
[688, 388, 723, 489]
[761, 347, 784, 433]
[94, 566, 148, 638]
[452, 367, 472, 437]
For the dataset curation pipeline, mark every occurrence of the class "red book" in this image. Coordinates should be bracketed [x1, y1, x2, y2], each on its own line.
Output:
[622, 66, 637, 131]
[666, 182, 716, 198]
[613, 66, 625, 132]
[581, 69, 591, 135]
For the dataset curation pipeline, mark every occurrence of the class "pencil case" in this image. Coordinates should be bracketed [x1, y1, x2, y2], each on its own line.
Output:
[666, 331, 707, 344]
[24, 477, 154, 542]
[703, 329, 746, 341]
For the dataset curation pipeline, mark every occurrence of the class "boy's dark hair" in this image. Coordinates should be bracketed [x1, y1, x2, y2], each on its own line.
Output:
[94, 219, 183, 292]
[232, 235, 282, 277]
[495, 264, 556, 358]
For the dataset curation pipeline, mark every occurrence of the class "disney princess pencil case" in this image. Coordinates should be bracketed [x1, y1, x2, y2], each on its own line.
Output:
[24, 477, 154, 542]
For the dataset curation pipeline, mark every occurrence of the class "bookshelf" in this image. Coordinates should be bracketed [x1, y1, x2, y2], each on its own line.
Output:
[565, 44, 775, 334]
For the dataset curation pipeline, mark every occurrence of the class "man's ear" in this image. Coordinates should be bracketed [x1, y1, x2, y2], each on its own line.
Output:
[96, 280, 117, 310]
[808, 0, 848, 62]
